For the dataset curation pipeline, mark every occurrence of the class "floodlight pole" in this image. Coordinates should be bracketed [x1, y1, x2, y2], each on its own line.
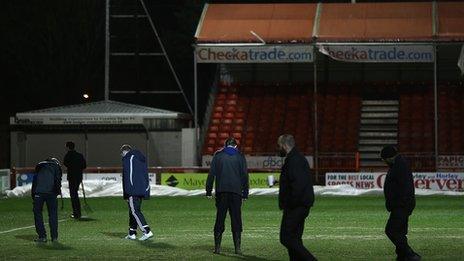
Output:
[313, 54, 319, 182]
[104, 0, 110, 101]
[194, 49, 199, 165]
[433, 44, 438, 170]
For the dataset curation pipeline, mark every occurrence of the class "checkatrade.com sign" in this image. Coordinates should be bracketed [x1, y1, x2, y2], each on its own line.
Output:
[318, 45, 434, 63]
[196, 45, 314, 63]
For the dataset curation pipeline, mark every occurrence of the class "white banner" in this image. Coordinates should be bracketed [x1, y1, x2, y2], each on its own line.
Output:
[318, 45, 434, 63]
[13, 116, 144, 125]
[196, 45, 314, 63]
[0, 169, 10, 193]
[326, 172, 464, 192]
[202, 155, 314, 169]
[438, 155, 464, 169]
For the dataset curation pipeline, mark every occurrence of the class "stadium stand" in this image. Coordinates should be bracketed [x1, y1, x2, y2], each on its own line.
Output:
[438, 82, 464, 154]
[203, 81, 463, 172]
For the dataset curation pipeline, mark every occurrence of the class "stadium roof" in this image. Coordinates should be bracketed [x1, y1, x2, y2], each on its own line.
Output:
[195, 3, 317, 44]
[437, 2, 464, 42]
[13, 100, 190, 125]
[195, 2, 464, 44]
[316, 2, 433, 42]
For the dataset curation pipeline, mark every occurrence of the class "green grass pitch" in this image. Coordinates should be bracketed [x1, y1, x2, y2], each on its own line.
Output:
[0, 195, 463, 260]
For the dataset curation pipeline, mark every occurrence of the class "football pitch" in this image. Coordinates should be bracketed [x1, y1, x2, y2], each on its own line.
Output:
[0, 195, 462, 260]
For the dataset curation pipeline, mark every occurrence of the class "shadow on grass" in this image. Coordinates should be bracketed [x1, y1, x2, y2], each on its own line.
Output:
[37, 241, 73, 250]
[102, 232, 124, 239]
[15, 234, 36, 241]
[137, 240, 176, 249]
[76, 217, 97, 222]
[195, 245, 279, 261]
[14, 235, 72, 250]
[102, 232, 176, 250]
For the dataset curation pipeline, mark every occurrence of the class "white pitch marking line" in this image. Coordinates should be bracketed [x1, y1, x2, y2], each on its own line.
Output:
[0, 219, 68, 235]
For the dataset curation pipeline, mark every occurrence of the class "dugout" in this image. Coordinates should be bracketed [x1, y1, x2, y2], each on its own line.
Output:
[10, 100, 193, 168]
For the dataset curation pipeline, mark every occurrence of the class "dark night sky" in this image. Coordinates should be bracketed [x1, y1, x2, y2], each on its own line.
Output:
[0, 0, 435, 167]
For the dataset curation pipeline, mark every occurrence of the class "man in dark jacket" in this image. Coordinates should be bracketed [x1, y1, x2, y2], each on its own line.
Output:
[277, 134, 316, 261]
[63, 141, 86, 219]
[121, 144, 153, 241]
[206, 137, 249, 255]
[381, 145, 421, 261]
[32, 157, 62, 242]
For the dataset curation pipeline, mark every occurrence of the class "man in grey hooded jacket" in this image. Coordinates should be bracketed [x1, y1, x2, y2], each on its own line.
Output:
[206, 138, 249, 255]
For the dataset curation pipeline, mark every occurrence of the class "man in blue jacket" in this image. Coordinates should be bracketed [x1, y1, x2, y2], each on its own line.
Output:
[120, 144, 153, 241]
[206, 138, 249, 255]
[32, 157, 62, 242]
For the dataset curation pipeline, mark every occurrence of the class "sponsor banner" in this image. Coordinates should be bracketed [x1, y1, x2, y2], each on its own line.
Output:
[326, 172, 464, 191]
[318, 45, 434, 63]
[161, 173, 278, 190]
[196, 45, 314, 63]
[0, 169, 10, 193]
[13, 116, 144, 125]
[438, 155, 464, 169]
[202, 155, 313, 169]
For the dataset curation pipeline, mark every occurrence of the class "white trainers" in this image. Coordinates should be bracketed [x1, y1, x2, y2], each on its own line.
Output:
[138, 231, 153, 241]
[124, 234, 136, 240]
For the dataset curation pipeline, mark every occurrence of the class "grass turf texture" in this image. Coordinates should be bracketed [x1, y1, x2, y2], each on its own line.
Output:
[0, 196, 462, 260]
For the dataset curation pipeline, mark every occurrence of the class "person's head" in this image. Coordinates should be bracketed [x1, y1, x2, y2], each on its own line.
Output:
[66, 141, 75, 151]
[224, 137, 237, 148]
[380, 145, 398, 166]
[47, 157, 61, 166]
[277, 134, 295, 156]
[120, 144, 132, 157]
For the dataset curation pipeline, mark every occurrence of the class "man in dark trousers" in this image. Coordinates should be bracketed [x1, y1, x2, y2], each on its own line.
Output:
[63, 141, 86, 219]
[277, 134, 316, 261]
[206, 137, 249, 255]
[381, 145, 421, 261]
[120, 144, 153, 241]
[32, 157, 62, 242]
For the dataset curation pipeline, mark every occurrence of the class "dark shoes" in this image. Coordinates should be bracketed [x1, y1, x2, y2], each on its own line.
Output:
[397, 250, 421, 261]
[70, 214, 81, 219]
[34, 238, 47, 243]
[213, 232, 222, 254]
[213, 232, 242, 255]
[233, 232, 241, 255]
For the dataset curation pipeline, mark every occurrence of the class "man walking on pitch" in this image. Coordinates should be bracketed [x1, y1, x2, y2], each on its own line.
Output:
[381, 145, 421, 261]
[121, 144, 153, 241]
[277, 134, 316, 261]
[63, 141, 86, 219]
[32, 157, 62, 242]
[206, 138, 249, 255]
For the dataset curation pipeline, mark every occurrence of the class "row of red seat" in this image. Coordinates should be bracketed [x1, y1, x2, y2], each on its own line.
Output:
[204, 82, 463, 159]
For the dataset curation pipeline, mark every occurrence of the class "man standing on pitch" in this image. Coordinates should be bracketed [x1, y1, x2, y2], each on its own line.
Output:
[277, 134, 316, 261]
[32, 157, 62, 242]
[381, 145, 421, 261]
[64, 141, 86, 219]
[206, 137, 249, 255]
[121, 144, 153, 241]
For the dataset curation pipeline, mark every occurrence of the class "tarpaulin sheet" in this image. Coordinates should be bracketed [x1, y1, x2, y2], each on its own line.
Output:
[5, 181, 464, 198]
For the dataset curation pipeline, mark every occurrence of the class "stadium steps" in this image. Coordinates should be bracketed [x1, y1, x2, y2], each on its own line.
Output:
[358, 100, 399, 168]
